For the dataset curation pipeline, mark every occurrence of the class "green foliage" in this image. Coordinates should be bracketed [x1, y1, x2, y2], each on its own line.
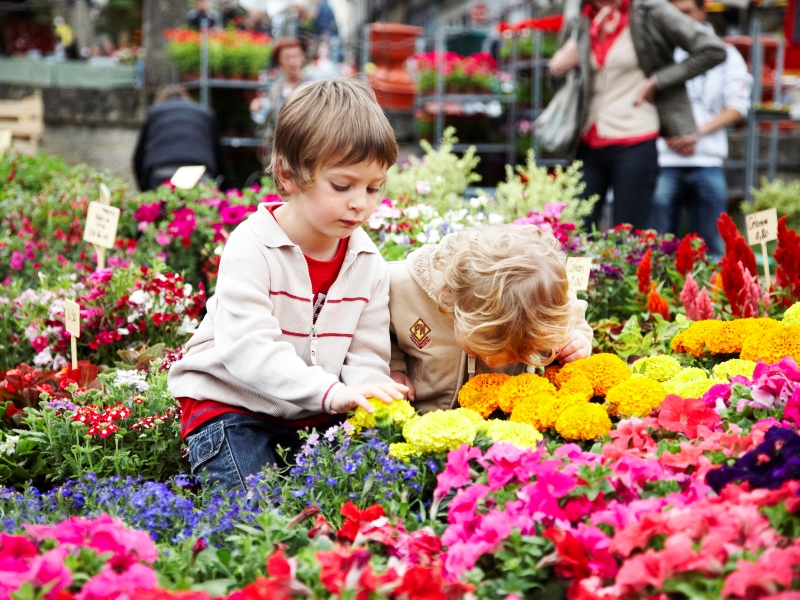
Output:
[386, 127, 481, 213]
[594, 314, 692, 361]
[495, 150, 597, 227]
[744, 177, 800, 231]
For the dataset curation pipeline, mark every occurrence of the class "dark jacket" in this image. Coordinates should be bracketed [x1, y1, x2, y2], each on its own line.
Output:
[133, 98, 227, 191]
[560, 0, 727, 155]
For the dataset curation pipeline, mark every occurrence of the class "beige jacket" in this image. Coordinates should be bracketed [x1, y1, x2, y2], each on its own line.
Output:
[168, 203, 393, 418]
[388, 244, 594, 414]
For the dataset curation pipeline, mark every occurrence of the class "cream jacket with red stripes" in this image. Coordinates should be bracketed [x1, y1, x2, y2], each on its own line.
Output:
[168, 203, 393, 418]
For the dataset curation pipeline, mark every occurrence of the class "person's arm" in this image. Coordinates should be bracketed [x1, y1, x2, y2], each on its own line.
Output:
[132, 121, 149, 191]
[698, 107, 744, 136]
[699, 45, 752, 135]
[649, 2, 726, 90]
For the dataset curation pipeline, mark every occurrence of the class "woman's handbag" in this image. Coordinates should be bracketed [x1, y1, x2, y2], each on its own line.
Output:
[534, 35, 582, 154]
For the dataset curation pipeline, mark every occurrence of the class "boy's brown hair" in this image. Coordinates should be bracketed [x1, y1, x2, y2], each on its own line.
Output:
[269, 77, 398, 195]
[433, 225, 575, 366]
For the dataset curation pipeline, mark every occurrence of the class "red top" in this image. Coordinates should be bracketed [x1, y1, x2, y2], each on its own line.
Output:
[178, 205, 349, 439]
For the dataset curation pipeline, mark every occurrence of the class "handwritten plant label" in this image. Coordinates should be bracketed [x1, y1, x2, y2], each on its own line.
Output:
[170, 165, 206, 190]
[64, 300, 80, 337]
[746, 208, 778, 246]
[83, 202, 120, 249]
[566, 257, 592, 291]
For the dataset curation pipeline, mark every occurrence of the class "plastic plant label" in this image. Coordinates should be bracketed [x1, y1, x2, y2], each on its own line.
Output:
[566, 257, 592, 291]
[83, 201, 120, 249]
[746, 208, 778, 246]
[99, 182, 111, 205]
[65, 300, 80, 338]
[0, 130, 11, 153]
[170, 165, 206, 189]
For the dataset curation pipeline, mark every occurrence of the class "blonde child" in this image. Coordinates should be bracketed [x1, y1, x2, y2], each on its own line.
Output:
[169, 78, 407, 489]
[389, 225, 592, 413]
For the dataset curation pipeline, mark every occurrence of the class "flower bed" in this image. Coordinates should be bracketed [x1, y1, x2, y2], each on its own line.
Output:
[164, 28, 272, 80]
[2, 149, 800, 598]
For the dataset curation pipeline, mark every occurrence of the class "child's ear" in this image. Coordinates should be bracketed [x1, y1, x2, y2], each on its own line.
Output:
[274, 157, 298, 195]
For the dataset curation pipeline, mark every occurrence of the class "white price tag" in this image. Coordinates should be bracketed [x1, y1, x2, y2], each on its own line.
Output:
[83, 201, 120, 249]
[0, 130, 11, 153]
[746, 208, 778, 246]
[566, 257, 592, 291]
[170, 165, 207, 189]
[64, 300, 80, 338]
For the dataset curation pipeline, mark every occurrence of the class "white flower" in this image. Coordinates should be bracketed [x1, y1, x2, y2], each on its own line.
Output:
[214, 245, 224, 257]
[33, 348, 53, 367]
[488, 213, 505, 225]
[117, 328, 130, 336]
[114, 369, 150, 392]
[178, 316, 198, 335]
[0, 435, 20, 457]
[415, 180, 431, 195]
[405, 206, 420, 219]
[53, 355, 68, 370]
[128, 290, 150, 306]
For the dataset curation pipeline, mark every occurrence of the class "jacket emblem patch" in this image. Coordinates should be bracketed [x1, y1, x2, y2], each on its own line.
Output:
[410, 318, 431, 350]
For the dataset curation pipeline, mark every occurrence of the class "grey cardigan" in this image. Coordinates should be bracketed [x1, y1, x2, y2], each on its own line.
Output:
[559, 0, 727, 154]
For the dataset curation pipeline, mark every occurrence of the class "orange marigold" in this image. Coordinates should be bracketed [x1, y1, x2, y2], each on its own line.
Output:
[606, 376, 667, 417]
[557, 374, 594, 401]
[740, 324, 800, 365]
[457, 373, 510, 418]
[510, 393, 558, 432]
[670, 320, 724, 357]
[496, 373, 556, 414]
[556, 353, 631, 397]
[543, 364, 561, 384]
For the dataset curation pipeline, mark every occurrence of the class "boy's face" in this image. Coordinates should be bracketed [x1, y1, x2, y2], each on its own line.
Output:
[453, 324, 521, 368]
[285, 160, 386, 241]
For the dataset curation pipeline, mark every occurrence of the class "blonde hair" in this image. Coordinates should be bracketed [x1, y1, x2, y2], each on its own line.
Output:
[269, 77, 398, 195]
[434, 225, 574, 366]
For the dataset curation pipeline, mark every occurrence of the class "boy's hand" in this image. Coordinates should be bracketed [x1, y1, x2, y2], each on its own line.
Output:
[390, 371, 416, 401]
[329, 381, 408, 414]
[556, 331, 591, 364]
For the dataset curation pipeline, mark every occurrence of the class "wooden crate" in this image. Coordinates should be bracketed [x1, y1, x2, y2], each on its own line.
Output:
[0, 96, 44, 154]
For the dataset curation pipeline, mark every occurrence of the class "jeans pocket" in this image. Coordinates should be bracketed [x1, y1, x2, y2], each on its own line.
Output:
[187, 421, 226, 472]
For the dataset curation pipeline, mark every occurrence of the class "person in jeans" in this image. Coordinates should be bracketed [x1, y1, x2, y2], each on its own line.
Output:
[651, 0, 752, 259]
[549, 0, 726, 230]
[168, 78, 407, 490]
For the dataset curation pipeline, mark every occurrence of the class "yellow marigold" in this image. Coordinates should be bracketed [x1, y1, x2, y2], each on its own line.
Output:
[668, 367, 709, 383]
[557, 374, 594, 401]
[668, 377, 726, 399]
[347, 398, 416, 431]
[783, 302, 800, 326]
[388, 442, 419, 462]
[631, 355, 682, 382]
[555, 403, 612, 441]
[496, 373, 557, 414]
[556, 354, 631, 397]
[606, 376, 667, 417]
[402, 410, 478, 454]
[457, 373, 510, 417]
[510, 393, 558, 432]
[741, 324, 800, 365]
[705, 318, 781, 355]
[543, 364, 561, 384]
[712, 359, 757, 381]
[479, 419, 543, 449]
[670, 320, 723, 357]
[452, 407, 486, 425]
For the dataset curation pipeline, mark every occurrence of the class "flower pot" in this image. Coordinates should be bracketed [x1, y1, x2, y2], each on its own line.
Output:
[368, 23, 422, 111]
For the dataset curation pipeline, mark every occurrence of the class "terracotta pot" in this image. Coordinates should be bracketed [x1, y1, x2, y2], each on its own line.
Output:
[368, 23, 422, 111]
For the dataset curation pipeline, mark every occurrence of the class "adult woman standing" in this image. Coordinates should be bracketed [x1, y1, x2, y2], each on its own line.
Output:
[250, 38, 310, 129]
[549, 0, 726, 230]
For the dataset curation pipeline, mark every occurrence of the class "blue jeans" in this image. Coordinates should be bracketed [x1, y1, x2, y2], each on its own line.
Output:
[186, 413, 302, 490]
[651, 166, 728, 259]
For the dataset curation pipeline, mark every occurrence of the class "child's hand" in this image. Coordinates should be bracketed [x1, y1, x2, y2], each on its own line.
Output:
[390, 371, 416, 401]
[329, 381, 409, 414]
[556, 330, 591, 364]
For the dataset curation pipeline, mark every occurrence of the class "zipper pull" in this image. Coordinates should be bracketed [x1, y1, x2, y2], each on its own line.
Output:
[309, 324, 318, 365]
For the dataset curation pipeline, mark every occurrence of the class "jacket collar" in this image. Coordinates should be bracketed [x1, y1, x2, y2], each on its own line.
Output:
[405, 243, 443, 300]
[249, 202, 379, 256]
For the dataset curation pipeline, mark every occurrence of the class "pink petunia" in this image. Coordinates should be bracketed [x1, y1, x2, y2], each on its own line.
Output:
[658, 395, 721, 439]
[77, 563, 157, 600]
[22, 547, 73, 600]
[435, 444, 482, 499]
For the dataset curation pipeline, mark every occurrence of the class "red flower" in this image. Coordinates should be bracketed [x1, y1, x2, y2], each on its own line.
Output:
[657, 394, 721, 439]
[394, 563, 474, 600]
[647, 284, 669, 320]
[675, 233, 706, 276]
[718, 213, 758, 317]
[543, 528, 591, 581]
[774, 215, 800, 304]
[317, 546, 372, 594]
[636, 249, 652, 294]
[337, 501, 385, 544]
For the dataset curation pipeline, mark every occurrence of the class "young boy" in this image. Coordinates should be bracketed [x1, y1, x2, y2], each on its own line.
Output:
[168, 78, 407, 489]
[389, 225, 592, 413]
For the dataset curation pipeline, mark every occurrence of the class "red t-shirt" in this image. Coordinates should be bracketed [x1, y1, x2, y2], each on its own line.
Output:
[178, 206, 349, 439]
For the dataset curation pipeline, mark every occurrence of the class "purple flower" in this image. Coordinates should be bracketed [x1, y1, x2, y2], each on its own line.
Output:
[166, 207, 197, 241]
[134, 202, 162, 224]
[660, 238, 681, 255]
